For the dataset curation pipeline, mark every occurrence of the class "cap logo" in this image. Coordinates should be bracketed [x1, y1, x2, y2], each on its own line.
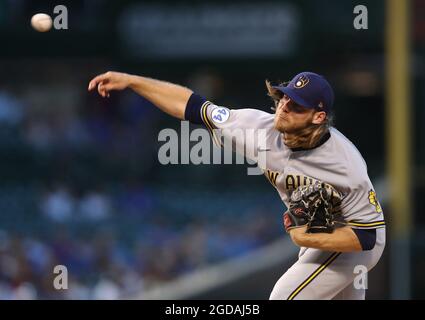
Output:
[318, 102, 324, 109]
[294, 75, 309, 89]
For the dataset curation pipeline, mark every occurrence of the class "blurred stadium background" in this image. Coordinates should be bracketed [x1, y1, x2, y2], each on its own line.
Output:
[0, 0, 423, 299]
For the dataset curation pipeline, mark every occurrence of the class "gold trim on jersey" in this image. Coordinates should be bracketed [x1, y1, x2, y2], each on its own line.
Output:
[287, 252, 341, 300]
[346, 220, 386, 228]
[200, 101, 222, 147]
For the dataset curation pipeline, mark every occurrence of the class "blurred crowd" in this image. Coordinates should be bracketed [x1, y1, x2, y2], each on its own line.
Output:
[0, 185, 280, 299]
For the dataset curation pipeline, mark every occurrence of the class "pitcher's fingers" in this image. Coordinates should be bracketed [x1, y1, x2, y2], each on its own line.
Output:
[88, 73, 109, 91]
[100, 83, 118, 92]
[98, 82, 108, 97]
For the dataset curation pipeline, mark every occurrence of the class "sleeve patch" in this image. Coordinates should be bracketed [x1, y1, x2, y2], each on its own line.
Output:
[368, 190, 382, 213]
[211, 107, 230, 124]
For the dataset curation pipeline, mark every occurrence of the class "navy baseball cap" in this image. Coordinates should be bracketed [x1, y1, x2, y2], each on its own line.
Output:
[273, 72, 334, 112]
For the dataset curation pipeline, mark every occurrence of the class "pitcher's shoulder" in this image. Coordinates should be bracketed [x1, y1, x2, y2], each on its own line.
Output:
[330, 128, 367, 165]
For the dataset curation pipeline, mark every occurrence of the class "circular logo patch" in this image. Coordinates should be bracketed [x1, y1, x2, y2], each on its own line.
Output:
[211, 107, 230, 124]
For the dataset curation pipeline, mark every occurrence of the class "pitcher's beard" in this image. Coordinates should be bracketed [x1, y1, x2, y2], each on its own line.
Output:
[279, 122, 323, 149]
[274, 118, 308, 135]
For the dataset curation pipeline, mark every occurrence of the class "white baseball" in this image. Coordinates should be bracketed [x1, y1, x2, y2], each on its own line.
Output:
[31, 13, 53, 32]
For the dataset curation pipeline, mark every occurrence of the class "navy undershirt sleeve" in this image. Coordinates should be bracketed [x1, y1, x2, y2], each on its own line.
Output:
[352, 228, 376, 251]
[184, 93, 207, 125]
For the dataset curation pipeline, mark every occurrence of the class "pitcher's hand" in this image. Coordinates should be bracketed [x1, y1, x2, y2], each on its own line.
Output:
[88, 71, 134, 97]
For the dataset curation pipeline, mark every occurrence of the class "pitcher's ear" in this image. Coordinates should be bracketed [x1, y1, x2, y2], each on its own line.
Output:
[312, 111, 327, 125]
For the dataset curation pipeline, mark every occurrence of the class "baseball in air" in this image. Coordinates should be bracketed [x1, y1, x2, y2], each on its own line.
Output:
[31, 13, 53, 32]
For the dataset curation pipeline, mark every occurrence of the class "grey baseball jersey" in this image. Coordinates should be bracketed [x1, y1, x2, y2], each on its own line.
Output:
[184, 94, 386, 299]
[198, 101, 385, 230]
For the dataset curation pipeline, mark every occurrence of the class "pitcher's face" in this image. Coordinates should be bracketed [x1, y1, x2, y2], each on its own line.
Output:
[273, 94, 317, 134]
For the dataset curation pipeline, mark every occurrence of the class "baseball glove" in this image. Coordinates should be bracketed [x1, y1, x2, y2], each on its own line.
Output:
[283, 181, 342, 234]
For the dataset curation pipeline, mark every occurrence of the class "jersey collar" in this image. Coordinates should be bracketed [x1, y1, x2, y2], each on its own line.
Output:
[289, 130, 331, 152]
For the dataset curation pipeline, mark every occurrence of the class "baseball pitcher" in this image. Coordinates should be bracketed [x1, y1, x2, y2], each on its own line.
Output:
[88, 71, 385, 300]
